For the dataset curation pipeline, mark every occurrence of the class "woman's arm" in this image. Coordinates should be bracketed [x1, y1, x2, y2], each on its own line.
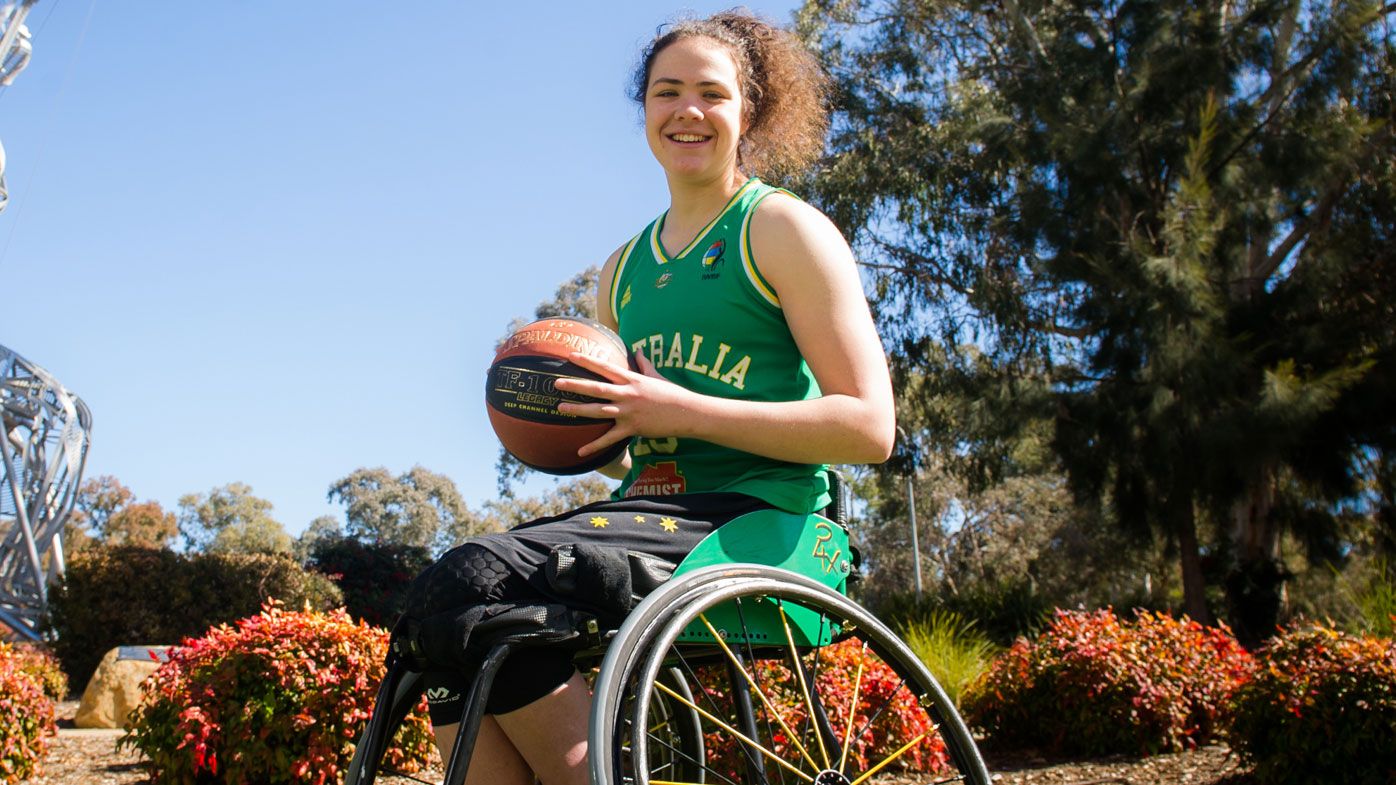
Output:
[562, 197, 895, 466]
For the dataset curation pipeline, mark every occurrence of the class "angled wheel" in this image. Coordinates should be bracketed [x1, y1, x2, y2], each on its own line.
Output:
[591, 566, 991, 785]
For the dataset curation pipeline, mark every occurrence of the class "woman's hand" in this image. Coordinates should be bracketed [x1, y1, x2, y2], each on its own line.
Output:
[554, 352, 695, 458]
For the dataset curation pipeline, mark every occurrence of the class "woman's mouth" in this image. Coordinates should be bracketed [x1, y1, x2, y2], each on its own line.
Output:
[668, 133, 710, 144]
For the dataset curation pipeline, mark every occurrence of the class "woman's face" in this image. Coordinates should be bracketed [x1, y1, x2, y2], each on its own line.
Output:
[643, 36, 746, 184]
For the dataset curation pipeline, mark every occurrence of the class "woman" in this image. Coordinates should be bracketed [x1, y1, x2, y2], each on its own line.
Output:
[406, 11, 893, 785]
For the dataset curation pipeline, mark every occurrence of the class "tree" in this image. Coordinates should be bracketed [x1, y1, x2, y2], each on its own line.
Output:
[327, 466, 493, 552]
[294, 514, 344, 561]
[801, 0, 1396, 643]
[67, 476, 177, 551]
[68, 475, 135, 547]
[104, 501, 178, 549]
[496, 267, 603, 495]
[177, 483, 293, 555]
[482, 475, 615, 530]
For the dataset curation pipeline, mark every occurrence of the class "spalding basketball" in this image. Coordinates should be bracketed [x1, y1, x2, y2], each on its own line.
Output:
[485, 317, 631, 475]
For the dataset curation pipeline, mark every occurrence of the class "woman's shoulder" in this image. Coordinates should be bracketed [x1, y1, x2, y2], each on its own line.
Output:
[748, 189, 853, 283]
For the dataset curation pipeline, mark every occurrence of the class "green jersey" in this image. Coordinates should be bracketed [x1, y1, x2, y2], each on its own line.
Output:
[606, 178, 831, 514]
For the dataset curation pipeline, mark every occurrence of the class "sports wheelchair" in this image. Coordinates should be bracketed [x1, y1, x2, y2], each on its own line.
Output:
[346, 482, 991, 785]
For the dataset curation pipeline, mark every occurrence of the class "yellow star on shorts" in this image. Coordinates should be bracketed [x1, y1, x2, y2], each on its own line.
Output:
[659, 517, 678, 533]
[633, 515, 647, 524]
[590, 516, 609, 528]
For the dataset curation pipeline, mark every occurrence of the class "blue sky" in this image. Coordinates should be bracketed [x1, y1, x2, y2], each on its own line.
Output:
[1, 0, 801, 536]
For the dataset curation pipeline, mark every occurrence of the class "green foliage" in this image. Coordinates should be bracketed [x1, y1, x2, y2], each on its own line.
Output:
[178, 482, 293, 554]
[871, 582, 1052, 647]
[122, 603, 436, 784]
[0, 645, 55, 783]
[803, 0, 1396, 638]
[898, 610, 996, 707]
[0, 643, 68, 701]
[327, 465, 486, 552]
[1227, 624, 1396, 785]
[964, 609, 1253, 756]
[47, 544, 342, 686]
[306, 536, 432, 627]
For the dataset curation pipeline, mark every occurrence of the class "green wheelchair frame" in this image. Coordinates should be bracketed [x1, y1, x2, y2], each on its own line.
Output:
[346, 501, 990, 785]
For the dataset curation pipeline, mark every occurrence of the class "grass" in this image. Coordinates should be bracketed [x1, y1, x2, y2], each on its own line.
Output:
[898, 609, 998, 708]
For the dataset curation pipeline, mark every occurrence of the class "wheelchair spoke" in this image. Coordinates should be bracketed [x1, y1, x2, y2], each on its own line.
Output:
[641, 730, 743, 785]
[776, 602, 832, 770]
[847, 734, 928, 785]
[837, 642, 868, 775]
[698, 612, 821, 774]
[655, 681, 815, 782]
[732, 596, 788, 785]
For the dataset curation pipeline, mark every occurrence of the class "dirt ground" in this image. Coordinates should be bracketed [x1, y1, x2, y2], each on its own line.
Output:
[26, 701, 1254, 784]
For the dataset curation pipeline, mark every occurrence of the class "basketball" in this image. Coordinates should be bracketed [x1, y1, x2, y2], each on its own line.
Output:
[485, 317, 631, 475]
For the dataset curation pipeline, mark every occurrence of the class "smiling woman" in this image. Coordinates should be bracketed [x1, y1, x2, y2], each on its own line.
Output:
[393, 9, 895, 785]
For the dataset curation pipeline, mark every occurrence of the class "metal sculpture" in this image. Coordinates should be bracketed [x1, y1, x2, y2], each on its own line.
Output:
[0, 344, 90, 640]
[0, 1, 40, 214]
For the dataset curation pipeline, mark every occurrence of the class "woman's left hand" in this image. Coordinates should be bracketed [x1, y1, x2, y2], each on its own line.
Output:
[554, 351, 695, 458]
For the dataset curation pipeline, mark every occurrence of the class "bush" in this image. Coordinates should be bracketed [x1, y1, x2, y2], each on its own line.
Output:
[0, 646, 56, 783]
[306, 537, 432, 627]
[0, 643, 68, 700]
[122, 602, 435, 784]
[899, 610, 997, 708]
[48, 544, 343, 684]
[1227, 624, 1396, 785]
[870, 581, 1053, 647]
[964, 608, 1253, 756]
[696, 637, 951, 780]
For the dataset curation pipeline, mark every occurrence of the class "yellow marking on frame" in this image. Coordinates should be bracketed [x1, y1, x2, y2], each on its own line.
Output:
[655, 682, 814, 783]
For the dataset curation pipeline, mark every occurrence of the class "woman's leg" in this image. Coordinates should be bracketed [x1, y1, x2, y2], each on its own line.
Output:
[430, 671, 591, 785]
[432, 716, 533, 785]
[495, 671, 592, 785]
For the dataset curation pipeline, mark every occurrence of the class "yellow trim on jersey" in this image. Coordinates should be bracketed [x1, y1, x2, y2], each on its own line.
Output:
[649, 178, 762, 264]
[739, 189, 793, 309]
[608, 232, 644, 324]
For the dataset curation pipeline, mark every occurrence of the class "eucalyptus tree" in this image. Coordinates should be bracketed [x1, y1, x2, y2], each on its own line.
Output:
[800, 0, 1395, 641]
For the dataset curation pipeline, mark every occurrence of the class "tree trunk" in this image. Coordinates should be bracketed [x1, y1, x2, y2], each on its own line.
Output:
[1173, 492, 1212, 625]
[1225, 467, 1286, 648]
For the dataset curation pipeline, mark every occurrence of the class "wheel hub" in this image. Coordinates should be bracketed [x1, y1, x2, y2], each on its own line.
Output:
[814, 769, 851, 785]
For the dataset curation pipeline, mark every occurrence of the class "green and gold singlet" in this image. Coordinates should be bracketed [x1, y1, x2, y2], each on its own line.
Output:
[606, 178, 831, 514]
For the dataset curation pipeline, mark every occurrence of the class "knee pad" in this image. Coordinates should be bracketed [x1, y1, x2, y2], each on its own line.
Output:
[405, 542, 513, 619]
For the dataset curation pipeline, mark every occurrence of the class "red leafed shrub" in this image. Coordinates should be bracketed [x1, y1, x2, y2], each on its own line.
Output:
[1227, 624, 1396, 785]
[1, 643, 69, 701]
[963, 608, 1253, 756]
[0, 645, 56, 783]
[696, 637, 951, 779]
[121, 602, 435, 784]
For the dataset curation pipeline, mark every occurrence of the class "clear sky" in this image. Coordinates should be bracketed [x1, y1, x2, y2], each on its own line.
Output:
[1, 0, 802, 536]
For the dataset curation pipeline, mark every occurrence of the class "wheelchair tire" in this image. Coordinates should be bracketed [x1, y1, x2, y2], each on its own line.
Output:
[591, 566, 991, 785]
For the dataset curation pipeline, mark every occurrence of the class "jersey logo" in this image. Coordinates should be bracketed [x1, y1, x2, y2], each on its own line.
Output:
[701, 239, 726, 279]
[620, 284, 632, 310]
[655, 271, 673, 289]
[625, 460, 687, 497]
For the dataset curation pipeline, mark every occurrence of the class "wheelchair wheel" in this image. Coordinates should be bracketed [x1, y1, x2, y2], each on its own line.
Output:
[592, 566, 991, 785]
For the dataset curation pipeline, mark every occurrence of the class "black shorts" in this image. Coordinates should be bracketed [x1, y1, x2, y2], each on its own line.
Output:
[418, 492, 769, 724]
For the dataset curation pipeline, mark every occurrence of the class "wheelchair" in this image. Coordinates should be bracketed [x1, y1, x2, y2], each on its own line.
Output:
[345, 480, 991, 785]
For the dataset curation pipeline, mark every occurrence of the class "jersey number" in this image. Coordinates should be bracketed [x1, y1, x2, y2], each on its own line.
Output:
[632, 437, 679, 457]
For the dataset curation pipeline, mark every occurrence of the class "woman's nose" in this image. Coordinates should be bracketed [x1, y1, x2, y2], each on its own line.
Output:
[674, 101, 704, 121]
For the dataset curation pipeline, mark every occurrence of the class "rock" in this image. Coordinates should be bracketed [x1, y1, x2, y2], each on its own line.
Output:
[74, 645, 171, 729]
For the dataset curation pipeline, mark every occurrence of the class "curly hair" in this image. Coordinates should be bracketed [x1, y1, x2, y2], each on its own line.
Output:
[631, 9, 830, 182]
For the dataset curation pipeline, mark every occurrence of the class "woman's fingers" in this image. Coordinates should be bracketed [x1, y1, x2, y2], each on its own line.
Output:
[576, 422, 633, 457]
[565, 351, 632, 383]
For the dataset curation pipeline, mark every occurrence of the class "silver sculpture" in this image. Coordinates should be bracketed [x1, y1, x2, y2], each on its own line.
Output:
[0, 1, 39, 214]
[0, 344, 90, 640]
